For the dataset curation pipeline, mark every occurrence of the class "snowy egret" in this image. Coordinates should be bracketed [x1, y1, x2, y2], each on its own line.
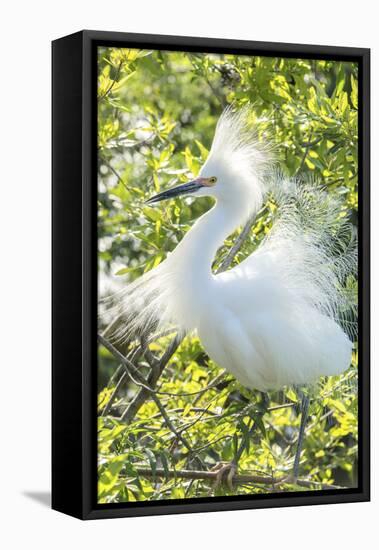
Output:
[106, 105, 356, 482]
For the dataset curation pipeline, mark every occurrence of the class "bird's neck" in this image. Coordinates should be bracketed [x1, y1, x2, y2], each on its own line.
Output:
[172, 201, 248, 281]
[163, 201, 250, 332]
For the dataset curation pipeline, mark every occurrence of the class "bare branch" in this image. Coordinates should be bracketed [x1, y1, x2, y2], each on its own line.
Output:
[98, 333, 153, 392]
[120, 335, 182, 422]
[126, 467, 347, 490]
[216, 217, 256, 273]
[130, 466, 282, 484]
[101, 370, 127, 417]
[149, 393, 194, 454]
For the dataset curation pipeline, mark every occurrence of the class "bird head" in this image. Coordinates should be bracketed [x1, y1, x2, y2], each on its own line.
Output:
[146, 105, 270, 217]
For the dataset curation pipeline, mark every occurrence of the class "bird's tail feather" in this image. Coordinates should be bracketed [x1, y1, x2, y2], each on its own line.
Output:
[260, 174, 358, 340]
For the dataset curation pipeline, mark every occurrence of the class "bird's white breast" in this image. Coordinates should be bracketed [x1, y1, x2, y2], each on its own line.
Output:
[195, 267, 352, 391]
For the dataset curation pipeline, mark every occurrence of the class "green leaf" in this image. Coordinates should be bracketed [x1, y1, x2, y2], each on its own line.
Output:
[351, 75, 358, 109]
[307, 87, 318, 114]
[114, 265, 143, 276]
[195, 140, 209, 161]
[339, 91, 348, 115]
[143, 206, 161, 222]
[145, 449, 157, 479]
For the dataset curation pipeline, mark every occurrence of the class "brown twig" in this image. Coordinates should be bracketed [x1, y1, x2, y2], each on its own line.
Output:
[98, 334, 202, 459]
[120, 335, 183, 422]
[101, 369, 127, 417]
[296, 132, 322, 176]
[130, 466, 283, 484]
[126, 467, 347, 490]
[216, 216, 256, 273]
[102, 157, 126, 187]
[98, 333, 154, 392]
[149, 393, 194, 454]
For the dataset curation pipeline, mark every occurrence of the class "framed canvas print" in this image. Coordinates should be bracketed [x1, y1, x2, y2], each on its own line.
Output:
[52, 30, 370, 519]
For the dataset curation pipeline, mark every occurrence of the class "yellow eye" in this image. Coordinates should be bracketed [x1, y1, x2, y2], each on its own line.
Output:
[209, 176, 217, 185]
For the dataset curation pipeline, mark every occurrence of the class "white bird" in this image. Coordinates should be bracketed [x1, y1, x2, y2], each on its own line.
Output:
[106, 105, 356, 480]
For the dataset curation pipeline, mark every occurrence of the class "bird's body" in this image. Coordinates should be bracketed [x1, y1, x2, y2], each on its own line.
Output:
[109, 106, 356, 394]
[147, 182, 352, 392]
[199, 268, 352, 391]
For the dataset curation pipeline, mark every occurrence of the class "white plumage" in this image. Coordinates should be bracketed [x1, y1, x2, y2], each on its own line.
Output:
[106, 105, 356, 392]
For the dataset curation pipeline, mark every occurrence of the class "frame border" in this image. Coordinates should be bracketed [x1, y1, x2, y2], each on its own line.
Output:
[52, 30, 370, 520]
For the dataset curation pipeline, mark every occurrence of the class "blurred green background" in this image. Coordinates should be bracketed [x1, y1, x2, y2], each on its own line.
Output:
[97, 47, 358, 503]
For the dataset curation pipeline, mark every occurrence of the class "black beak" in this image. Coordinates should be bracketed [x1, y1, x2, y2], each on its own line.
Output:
[146, 179, 204, 205]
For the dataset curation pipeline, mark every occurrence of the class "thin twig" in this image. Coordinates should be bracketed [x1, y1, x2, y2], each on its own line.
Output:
[99, 61, 123, 100]
[216, 217, 256, 273]
[102, 370, 127, 417]
[176, 402, 216, 435]
[296, 132, 322, 176]
[192, 434, 232, 454]
[98, 334, 202, 460]
[119, 337, 182, 422]
[149, 394, 194, 453]
[102, 158, 126, 187]
[155, 370, 226, 398]
[141, 335, 158, 368]
[98, 333, 154, 392]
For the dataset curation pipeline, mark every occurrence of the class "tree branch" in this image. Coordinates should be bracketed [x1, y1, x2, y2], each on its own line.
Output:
[120, 334, 182, 422]
[101, 369, 127, 417]
[216, 216, 256, 273]
[126, 466, 347, 490]
[98, 334, 201, 460]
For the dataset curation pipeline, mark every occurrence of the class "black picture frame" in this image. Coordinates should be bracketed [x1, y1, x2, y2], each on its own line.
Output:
[52, 30, 370, 520]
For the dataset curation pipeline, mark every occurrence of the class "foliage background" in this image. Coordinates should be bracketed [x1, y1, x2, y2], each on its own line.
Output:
[97, 47, 358, 503]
